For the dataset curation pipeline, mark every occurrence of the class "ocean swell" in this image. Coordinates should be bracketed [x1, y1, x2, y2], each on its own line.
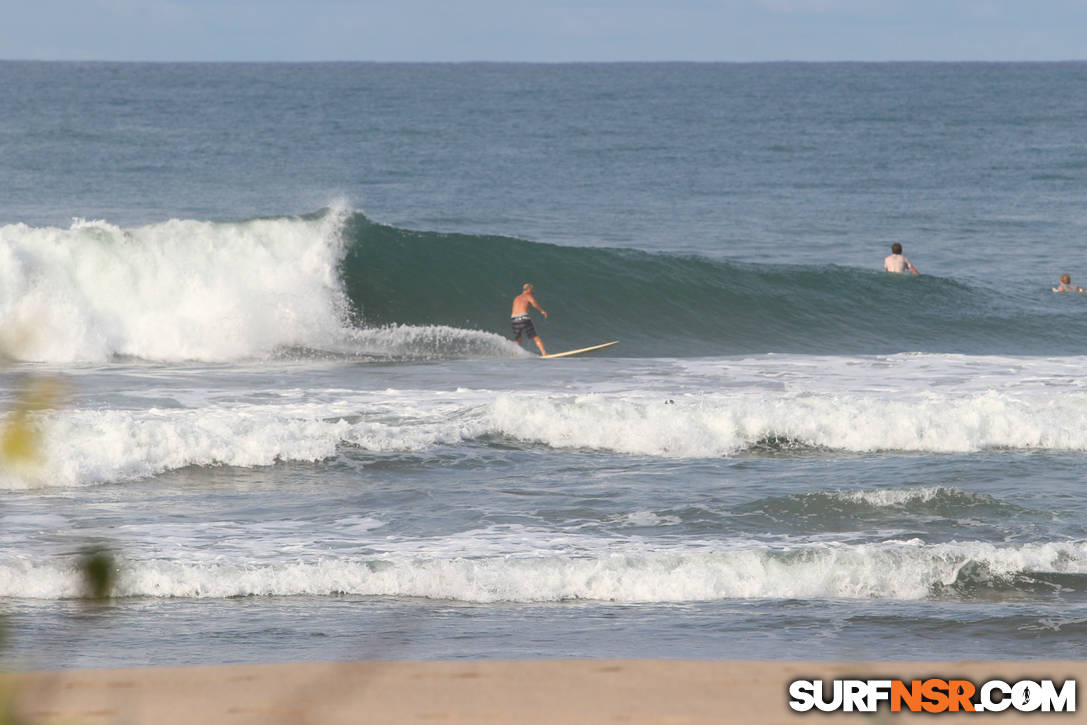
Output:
[4, 207, 1087, 363]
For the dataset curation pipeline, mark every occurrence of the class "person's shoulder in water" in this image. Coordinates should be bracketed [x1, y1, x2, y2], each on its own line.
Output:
[1053, 273, 1085, 293]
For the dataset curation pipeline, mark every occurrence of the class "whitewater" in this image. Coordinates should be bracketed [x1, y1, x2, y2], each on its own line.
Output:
[4, 61, 1087, 669]
[3, 346, 1087, 492]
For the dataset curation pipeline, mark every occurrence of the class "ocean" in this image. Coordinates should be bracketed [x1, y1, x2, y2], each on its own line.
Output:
[2, 61, 1087, 669]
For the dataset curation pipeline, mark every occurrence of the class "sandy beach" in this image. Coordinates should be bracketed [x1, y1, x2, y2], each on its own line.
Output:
[6, 659, 1083, 724]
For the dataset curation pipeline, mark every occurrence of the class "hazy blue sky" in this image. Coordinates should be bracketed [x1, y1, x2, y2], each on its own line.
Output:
[3, 0, 1086, 62]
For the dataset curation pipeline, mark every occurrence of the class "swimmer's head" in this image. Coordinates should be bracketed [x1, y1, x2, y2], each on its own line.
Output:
[1062, 274, 1071, 284]
[891, 243, 902, 255]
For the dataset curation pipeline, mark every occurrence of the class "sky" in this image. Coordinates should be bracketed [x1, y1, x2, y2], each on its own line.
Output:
[2, 0, 1086, 62]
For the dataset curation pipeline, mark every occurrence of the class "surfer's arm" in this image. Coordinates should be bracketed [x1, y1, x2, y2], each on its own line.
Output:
[527, 295, 548, 318]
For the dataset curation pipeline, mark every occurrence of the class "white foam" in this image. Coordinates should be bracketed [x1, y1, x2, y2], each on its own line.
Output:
[13, 382, 1087, 489]
[0, 211, 520, 363]
[0, 211, 353, 362]
[486, 388, 1087, 457]
[4, 539, 1085, 602]
[0, 402, 492, 489]
[343, 324, 525, 360]
[617, 511, 682, 527]
[831, 487, 946, 507]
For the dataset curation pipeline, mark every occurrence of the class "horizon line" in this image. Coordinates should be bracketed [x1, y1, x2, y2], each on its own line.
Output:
[3, 58, 1087, 65]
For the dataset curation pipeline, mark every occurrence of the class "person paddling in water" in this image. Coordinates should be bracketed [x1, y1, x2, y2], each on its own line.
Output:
[883, 243, 919, 274]
[1054, 274, 1086, 293]
[511, 283, 548, 355]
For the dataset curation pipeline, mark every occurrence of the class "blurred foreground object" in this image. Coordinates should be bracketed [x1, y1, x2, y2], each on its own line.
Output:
[0, 376, 63, 468]
[79, 546, 117, 601]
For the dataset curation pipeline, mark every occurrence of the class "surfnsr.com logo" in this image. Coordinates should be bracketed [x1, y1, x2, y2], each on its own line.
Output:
[789, 678, 1076, 713]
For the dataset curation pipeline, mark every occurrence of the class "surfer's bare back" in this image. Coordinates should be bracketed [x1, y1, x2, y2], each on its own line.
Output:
[511, 283, 548, 355]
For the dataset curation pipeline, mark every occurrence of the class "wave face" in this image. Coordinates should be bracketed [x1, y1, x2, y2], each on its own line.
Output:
[4, 208, 1087, 363]
[342, 214, 1087, 357]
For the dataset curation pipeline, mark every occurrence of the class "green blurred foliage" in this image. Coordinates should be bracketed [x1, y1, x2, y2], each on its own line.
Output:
[79, 546, 116, 601]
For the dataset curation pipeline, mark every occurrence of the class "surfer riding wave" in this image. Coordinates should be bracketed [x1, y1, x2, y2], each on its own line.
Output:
[511, 283, 548, 355]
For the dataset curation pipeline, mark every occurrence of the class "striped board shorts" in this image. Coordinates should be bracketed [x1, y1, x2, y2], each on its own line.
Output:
[511, 315, 537, 339]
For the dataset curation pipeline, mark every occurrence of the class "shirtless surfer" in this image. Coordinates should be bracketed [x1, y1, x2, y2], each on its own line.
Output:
[511, 283, 548, 355]
[883, 243, 919, 274]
